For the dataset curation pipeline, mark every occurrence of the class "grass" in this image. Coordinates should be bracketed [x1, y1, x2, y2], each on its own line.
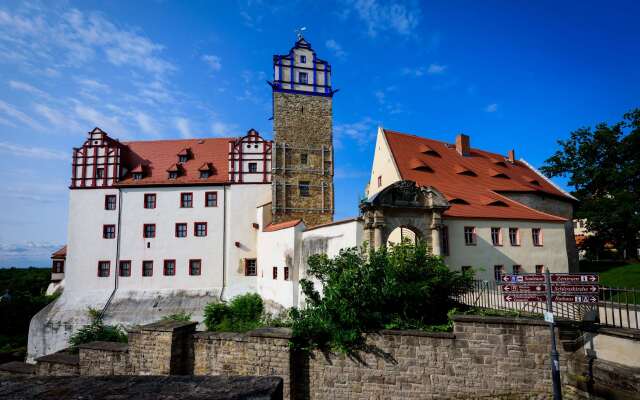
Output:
[579, 261, 640, 304]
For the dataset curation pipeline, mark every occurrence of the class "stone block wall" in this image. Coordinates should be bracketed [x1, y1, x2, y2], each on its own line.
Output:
[34, 350, 79, 376]
[79, 341, 129, 375]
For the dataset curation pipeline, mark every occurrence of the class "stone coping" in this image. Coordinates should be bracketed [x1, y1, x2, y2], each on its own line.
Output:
[451, 314, 549, 326]
[0, 375, 283, 400]
[0, 361, 35, 375]
[377, 329, 455, 339]
[193, 327, 293, 340]
[138, 320, 198, 332]
[77, 341, 129, 352]
[35, 351, 79, 366]
[249, 327, 293, 339]
[193, 331, 248, 342]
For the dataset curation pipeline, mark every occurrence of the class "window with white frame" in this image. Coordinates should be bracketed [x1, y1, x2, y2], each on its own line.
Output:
[509, 227, 520, 246]
[491, 227, 502, 246]
[464, 226, 476, 245]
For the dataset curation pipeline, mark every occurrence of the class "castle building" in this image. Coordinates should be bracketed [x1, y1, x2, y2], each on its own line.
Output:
[30, 36, 576, 361]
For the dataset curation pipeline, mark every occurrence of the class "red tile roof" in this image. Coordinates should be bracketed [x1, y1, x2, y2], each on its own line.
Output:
[263, 219, 303, 232]
[383, 129, 571, 221]
[118, 138, 231, 186]
[51, 245, 67, 258]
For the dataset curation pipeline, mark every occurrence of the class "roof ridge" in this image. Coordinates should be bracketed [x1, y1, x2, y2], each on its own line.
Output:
[123, 137, 236, 145]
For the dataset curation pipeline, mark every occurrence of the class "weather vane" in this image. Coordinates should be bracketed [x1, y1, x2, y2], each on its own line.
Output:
[295, 26, 307, 40]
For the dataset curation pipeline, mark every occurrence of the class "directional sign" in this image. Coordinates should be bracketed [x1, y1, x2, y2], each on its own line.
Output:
[550, 274, 599, 283]
[552, 284, 599, 293]
[503, 294, 546, 302]
[552, 295, 598, 303]
[500, 274, 545, 283]
[501, 284, 546, 293]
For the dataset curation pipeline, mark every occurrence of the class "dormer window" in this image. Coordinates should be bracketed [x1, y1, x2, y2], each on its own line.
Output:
[198, 163, 214, 179]
[299, 71, 308, 84]
[200, 171, 210, 179]
[300, 55, 306, 63]
[168, 171, 178, 179]
[177, 148, 191, 163]
[179, 155, 188, 163]
[132, 173, 143, 180]
[167, 163, 181, 179]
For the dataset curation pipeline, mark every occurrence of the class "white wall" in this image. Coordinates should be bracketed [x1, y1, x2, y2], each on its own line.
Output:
[443, 218, 569, 280]
[366, 127, 401, 197]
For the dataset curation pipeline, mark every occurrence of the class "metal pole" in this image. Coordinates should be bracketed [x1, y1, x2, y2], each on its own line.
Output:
[545, 268, 562, 400]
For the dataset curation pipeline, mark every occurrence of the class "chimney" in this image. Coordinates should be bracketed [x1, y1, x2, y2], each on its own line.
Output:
[455, 134, 470, 156]
[508, 149, 515, 163]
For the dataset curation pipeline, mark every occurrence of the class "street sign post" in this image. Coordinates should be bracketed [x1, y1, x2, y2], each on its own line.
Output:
[503, 294, 546, 302]
[545, 269, 562, 400]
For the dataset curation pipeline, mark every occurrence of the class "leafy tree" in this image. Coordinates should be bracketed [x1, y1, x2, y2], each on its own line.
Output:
[68, 308, 127, 349]
[203, 293, 265, 332]
[290, 241, 474, 353]
[161, 311, 192, 322]
[541, 109, 640, 259]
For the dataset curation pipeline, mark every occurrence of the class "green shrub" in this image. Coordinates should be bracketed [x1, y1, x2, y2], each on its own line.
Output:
[68, 308, 127, 349]
[161, 311, 192, 322]
[291, 241, 474, 353]
[203, 293, 265, 332]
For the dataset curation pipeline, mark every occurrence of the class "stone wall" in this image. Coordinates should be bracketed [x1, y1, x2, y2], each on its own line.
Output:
[34, 350, 79, 376]
[79, 341, 129, 375]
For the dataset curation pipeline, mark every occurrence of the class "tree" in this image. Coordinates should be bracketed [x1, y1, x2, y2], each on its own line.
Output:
[290, 241, 474, 352]
[541, 109, 640, 260]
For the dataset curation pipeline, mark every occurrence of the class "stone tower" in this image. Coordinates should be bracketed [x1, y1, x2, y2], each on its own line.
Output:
[270, 35, 335, 227]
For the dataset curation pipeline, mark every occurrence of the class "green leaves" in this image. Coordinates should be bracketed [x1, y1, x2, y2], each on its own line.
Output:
[291, 241, 474, 353]
[68, 308, 127, 349]
[203, 293, 268, 332]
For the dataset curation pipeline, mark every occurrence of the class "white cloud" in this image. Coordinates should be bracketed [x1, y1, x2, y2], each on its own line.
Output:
[76, 78, 110, 92]
[0, 141, 67, 160]
[134, 112, 157, 135]
[348, 0, 421, 37]
[427, 63, 446, 74]
[325, 39, 347, 58]
[175, 117, 192, 138]
[211, 121, 238, 137]
[202, 54, 222, 72]
[239, 11, 263, 32]
[485, 103, 498, 113]
[334, 117, 377, 148]
[402, 63, 447, 77]
[0, 100, 44, 131]
[8, 80, 49, 97]
[73, 103, 127, 136]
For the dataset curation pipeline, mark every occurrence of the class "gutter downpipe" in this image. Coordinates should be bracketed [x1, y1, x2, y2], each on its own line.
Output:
[219, 185, 227, 301]
[100, 188, 122, 318]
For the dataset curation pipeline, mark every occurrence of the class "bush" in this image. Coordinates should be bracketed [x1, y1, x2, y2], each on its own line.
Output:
[290, 241, 474, 353]
[161, 311, 192, 322]
[204, 293, 265, 332]
[68, 308, 127, 349]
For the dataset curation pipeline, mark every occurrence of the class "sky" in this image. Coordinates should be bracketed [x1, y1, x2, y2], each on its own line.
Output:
[0, 0, 638, 267]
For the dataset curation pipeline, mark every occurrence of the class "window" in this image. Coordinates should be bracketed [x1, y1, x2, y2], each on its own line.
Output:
[175, 223, 187, 238]
[377, 176, 382, 187]
[464, 226, 477, 245]
[299, 71, 308, 84]
[491, 227, 502, 246]
[168, 171, 178, 179]
[142, 261, 153, 277]
[144, 193, 156, 209]
[300, 55, 306, 63]
[248, 162, 258, 173]
[189, 259, 201, 276]
[200, 170, 210, 179]
[164, 260, 176, 276]
[180, 192, 193, 208]
[532, 228, 543, 246]
[441, 226, 449, 256]
[103, 224, 116, 239]
[535, 265, 544, 274]
[52, 260, 64, 274]
[245, 259, 257, 276]
[494, 265, 504, 281]
[143, 224, 156, 238]
[119, 261, 131, 277]
[273, 266, 278, 280]
[178, 155, 188, 163]
[299, 181, 310, 197]
[194, 222, 207, 237]
[509, 227, 520, 246]
[105, 195, 117, 210]
[132, 172, 143, 180]
[300, 153, 308, 165]
[98, 261, 110, 277]
[205, 192, 218, 207]
[512, 265, 522, 275]
[284, 266, 290, 281]
[96, 168, 104, 179]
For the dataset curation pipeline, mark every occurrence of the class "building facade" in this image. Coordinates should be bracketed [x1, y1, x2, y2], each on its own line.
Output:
[30, 36, 576, 361]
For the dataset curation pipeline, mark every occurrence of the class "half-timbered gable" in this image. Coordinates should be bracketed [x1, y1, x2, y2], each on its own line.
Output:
[271, 37, 333, 96]
[71, 128, 122, 188]
[228, 129, 272, 183]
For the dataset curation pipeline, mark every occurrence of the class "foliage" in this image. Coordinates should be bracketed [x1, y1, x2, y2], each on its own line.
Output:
[204, 293, 266, 332]
[161, 311, 192, 322]
[0, 267, 57, 359]
[68, 308, 127, 349]
[541, 108, 640, 260]
[290, 241, 475, 353]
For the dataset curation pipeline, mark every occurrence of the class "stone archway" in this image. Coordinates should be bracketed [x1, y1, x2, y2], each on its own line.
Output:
[387, 225, 421, 245]
[360, 180, 450, 254]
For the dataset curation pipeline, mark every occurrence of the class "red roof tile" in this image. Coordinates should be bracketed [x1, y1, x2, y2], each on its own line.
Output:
[51, 245, 67, 258]
[263, 219, 303, 232]
[118, 138, 231, 186]
[383, 129, 571, 221]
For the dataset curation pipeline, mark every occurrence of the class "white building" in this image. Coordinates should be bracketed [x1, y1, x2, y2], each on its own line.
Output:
[29, 36, 577, 361]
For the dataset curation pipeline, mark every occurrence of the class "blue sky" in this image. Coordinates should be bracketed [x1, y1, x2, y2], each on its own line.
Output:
[1, 0, 638, 267]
